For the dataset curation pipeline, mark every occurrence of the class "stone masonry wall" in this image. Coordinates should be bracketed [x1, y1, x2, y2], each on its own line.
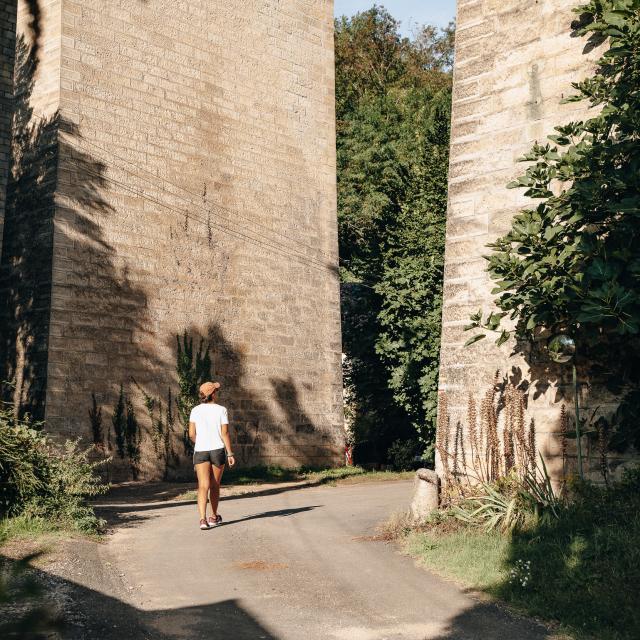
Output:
[438, 0, 628, 482]
[3, 0, 344, 477]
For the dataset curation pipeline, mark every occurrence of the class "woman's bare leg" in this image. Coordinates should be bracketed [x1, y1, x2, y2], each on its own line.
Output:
[209, 464, 225, 516]
[195, 462, 212, 520]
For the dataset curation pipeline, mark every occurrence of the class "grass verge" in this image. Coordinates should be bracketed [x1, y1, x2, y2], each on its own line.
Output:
[0, 515, 52, 547]
[176, 465, 414, 500]
[0, 514, 99, 549]
[390, 473, 640, 640]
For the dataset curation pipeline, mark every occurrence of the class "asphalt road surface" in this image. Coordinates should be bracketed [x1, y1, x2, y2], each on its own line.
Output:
[70, 481, 550, 640]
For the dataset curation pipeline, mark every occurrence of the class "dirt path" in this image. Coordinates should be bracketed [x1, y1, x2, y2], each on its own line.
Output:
[46, 481, 551, 639]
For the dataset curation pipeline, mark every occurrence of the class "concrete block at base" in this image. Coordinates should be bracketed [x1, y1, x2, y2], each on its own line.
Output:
[410, 468, 440, 521]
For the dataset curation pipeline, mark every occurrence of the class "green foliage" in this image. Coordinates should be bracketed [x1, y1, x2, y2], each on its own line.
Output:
[175, 332, 212, 454]
[88, 392, 103, 448]
[139, 383, 177, 476]
[0, 405, 107, 531]
[493, 467, 640, 640]
[110, 384, 141, 478]
[407, 467, 640, 640]
[336, 6, 453, 458]
[479, 0, 640, 347]
[125, 397, 140, 479]
[375, 93, 450, 451]
[452, 458, 562, 533]
[387, 438, 419, 471]
[112, 384, 126, 459]
[467, 0, 640, 450]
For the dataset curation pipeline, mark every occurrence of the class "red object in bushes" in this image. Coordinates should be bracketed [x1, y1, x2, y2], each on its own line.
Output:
[345, 445, 354, 466]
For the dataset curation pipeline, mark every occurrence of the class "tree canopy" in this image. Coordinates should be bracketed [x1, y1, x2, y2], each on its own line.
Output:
[336, 5, 454, 463]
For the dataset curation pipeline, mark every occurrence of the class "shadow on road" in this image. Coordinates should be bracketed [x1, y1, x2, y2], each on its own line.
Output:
[0, 554, 280, 639]
[1, 550, 551, 640]
[216, 506, 320, 528]
[96, 500, 321, 533]
[427, 597, 550, 639]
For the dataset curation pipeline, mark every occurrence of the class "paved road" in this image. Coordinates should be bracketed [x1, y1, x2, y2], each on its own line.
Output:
[76, 481, 550, 640]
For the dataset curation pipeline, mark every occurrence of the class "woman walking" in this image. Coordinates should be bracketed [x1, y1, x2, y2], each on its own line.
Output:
[189, 381, 235, 530]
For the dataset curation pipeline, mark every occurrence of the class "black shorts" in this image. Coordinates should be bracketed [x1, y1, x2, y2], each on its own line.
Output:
[193, 448, 226, 467]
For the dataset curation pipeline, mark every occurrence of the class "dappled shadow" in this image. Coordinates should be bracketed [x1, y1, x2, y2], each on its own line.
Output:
[91, 478, 328, 530]
[271, 375, 317, 437]
[0, 554, 280, 640]
[167, 323, 343, 474]
[0, 18, 163, 436]
[95, 499, 193, 530]
[0, 32, 62, 418]
[487, 473, 640, 640]
[92, 481, 194, 506]
[0, 543, 553, 640]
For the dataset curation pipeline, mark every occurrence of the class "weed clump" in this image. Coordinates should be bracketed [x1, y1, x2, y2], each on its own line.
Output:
[0, 405, 108, 534]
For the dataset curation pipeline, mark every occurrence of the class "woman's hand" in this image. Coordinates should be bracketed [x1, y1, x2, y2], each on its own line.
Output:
[227, 453, 236, 468]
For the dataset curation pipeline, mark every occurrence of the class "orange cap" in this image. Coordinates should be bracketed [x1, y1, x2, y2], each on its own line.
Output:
[199, 381, 221, 397]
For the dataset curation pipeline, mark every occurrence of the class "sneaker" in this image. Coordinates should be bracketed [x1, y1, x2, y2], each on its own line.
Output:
[208, 514, 222, 527]
[199, 518, 209, 530]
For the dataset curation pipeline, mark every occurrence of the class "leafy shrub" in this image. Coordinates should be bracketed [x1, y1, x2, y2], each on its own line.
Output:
[387, 438, 419, 471]
[125, 397, 140, 480]
[452, 459, 563, 533]
[0, 407, 108, 532]
[112, 383, 126, 458]
[88, 392, 103, 448]
[494, 466, 640, 639]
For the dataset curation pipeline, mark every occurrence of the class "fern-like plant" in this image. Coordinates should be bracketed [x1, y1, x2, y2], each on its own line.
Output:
[125, 398, 140, 479]
[112, 384, 126, 459]
[175, 332, 212, 454]
[88, 393, 103, 448]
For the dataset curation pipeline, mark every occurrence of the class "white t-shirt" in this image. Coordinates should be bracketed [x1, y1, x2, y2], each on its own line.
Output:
[189, 403, 229, 452]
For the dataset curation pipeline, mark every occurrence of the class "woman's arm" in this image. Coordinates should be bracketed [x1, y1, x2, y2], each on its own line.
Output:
[189, 421, 196, 444]
[221, 423, 235, 467]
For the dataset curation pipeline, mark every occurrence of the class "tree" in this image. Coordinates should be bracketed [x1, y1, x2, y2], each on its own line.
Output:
[467, 0, 640, 450]
[336, 6, 453, 460]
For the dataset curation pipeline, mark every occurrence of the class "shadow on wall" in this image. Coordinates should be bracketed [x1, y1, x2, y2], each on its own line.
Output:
[0, 32, 59, 418]
[1, 555, 279, 640]
[0, 22, 164, 426]
[165, 323, 343, 474]
[0, 6, 342, 475]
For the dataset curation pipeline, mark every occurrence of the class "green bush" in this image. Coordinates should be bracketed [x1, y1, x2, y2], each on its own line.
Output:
[0, 407, 108, 533]
[336, 7, 453, 461]
[406, 467, 640, 640]
[451, 459, 563, 533]
[494, 467, 640, 639]
[387, 438, 419, 471]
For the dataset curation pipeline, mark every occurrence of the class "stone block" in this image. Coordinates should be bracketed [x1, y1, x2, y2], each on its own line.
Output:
[410, 469, 440, 520]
